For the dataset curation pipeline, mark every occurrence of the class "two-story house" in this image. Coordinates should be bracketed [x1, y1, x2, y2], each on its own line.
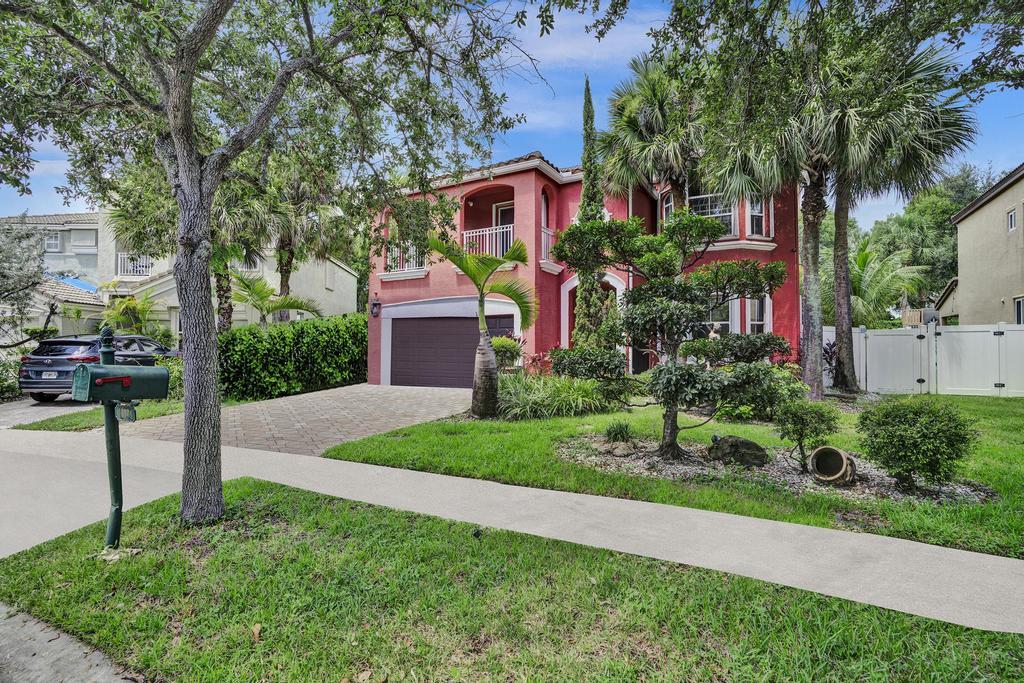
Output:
[5, 210, 359, 341]
[368, 151, 801, 388]
[940, 161, 1024, 325]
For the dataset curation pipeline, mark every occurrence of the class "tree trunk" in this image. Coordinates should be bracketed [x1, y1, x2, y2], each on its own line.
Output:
[174, 190, 225, 524]
[471, 332, 499, 418]
[275, 239, 295, 323]
[800, 169, 827, 400]
[214, 268, 233, 334]
[831, 179, 859, 393]
[655, 402, 687, 459]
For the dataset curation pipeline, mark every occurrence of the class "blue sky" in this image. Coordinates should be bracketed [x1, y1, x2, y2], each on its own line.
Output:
[2, 4, 1021, 230]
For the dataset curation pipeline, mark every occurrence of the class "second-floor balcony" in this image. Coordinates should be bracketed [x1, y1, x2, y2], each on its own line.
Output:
[462, 223, 514, 258]
[385, 244, 426, 272]
[117, 253, 153, 278]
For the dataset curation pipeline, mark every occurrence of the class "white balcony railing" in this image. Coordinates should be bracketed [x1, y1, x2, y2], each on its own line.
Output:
[541, 228, 555, 261]
[385, 244, 425, 272]
[116, 253, 153, 277]
[688, 193, 736, 235]
[463, 223, 514, 258]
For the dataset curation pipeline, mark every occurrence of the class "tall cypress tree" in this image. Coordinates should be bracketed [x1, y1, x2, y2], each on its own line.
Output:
[572, 76, 610, 348]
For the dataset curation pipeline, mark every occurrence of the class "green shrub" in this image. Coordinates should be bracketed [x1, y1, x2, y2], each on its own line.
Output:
[497, 373, 614, 420]
[857, 398, 978, 489]
[0, 354, 22, 400]
[156, 356, 184, 401]
[550, 346, 627, 380]
[604, 419, 633, 443]
[777, 399, 842, 471]
[490, 335, 523, 370]
[718, 363, 807, 421]
[219, 314, 367, 400]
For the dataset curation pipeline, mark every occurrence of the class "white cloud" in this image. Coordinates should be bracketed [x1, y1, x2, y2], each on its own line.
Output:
[514, 7, 666, 70]
[29, 158, 71, 178]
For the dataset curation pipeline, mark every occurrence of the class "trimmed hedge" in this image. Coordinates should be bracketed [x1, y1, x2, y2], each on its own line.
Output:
[219, 314, 368, 400]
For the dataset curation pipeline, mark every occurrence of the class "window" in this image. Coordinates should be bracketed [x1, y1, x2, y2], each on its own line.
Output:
[748, 296, 771, 334]
[541, 192, 549, 230]
[493, 201, 514, 226]
[1016, 297, 1024, 325]
[748, 198, 768, 237]
[1009, 208, 1018, 232]
[43, 231, 60, 252]
[662, 191, 674, 220]
[324, 264, 336, 291]
[706, 301, 733, 336]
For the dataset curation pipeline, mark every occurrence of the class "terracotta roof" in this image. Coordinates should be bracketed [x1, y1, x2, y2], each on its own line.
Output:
[0, 212, 99, 226]
[951, 161, 1024, 224]
[36, 278, 104, 306]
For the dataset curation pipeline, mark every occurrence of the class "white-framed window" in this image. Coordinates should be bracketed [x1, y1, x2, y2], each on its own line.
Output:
[493, 201, 514, 227]
[1015, 296, 1024, 325]
[1009, 208, 1017, 232]
[662, 191, 674, 220]
[746, 295, 772, 334]
[43, 231, 60, 252]
[705, 299, 739, 336]
[748, 198, 771, 237]
[541, 192, 549, 230]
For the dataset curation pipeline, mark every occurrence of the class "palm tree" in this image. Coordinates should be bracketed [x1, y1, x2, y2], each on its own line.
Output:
[822, 237, 927, 328]
[829, 47, 975, 392]
[230, 271, 323, 326]
[428, 233, 536, 418]
[99, 290, 174, 346]
[598, 54, 700, 205]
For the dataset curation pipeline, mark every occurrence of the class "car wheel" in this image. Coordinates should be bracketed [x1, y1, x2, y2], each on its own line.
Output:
[30, 393, 59, 403]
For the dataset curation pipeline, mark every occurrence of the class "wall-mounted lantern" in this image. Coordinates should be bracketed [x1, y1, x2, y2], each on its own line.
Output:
[370, 295, 382, 318]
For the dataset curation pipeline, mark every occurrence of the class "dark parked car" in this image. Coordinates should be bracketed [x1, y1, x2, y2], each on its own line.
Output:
[19, 335, 178, 402]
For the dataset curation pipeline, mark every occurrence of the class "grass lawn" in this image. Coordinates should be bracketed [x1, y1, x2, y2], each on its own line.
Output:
[1, 479, 1020, 681]
[12, 399, 242, 431]
[325, 395, 1024, 558]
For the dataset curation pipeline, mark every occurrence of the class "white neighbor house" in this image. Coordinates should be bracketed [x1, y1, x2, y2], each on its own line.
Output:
[6, 210, 359, 342]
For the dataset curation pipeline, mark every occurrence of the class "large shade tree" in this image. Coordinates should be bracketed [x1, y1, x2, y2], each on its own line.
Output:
[0, 0, 583, 523]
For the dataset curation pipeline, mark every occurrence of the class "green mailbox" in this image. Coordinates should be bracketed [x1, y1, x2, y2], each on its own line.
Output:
[71, 364, 170, 402]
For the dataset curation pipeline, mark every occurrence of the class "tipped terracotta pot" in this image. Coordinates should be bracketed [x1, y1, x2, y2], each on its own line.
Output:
[809, 446, 856, 486]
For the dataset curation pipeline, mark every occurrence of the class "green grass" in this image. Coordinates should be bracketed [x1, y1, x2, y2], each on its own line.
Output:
[12, 399, 242, 431]
[325, 396, 1024, 558]
[1, 479, 1020, 681]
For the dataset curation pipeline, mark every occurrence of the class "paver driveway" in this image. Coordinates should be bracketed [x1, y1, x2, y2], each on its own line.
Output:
[121, 383, 470, 455]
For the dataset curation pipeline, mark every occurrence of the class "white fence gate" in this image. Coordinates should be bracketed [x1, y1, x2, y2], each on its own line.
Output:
[823, 324, 1024, 397]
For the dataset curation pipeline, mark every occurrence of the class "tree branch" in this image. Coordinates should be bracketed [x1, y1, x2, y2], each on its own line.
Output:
[0, 2, 162, 114]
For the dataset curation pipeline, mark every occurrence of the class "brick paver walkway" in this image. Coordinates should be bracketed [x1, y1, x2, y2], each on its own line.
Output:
[122, 383, 470, 455]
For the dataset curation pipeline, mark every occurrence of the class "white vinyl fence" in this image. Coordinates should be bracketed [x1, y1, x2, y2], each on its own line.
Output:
[823, 323, 1024, 397]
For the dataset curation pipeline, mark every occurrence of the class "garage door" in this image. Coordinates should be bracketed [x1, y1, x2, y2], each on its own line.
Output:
[391, 316, 514, 388]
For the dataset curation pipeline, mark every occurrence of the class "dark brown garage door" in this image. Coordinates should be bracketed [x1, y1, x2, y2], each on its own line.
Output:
[391, 316, 514, 388]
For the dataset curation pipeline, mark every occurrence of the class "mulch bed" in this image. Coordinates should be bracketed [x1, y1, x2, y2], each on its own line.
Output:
[558, 434, 998, 506]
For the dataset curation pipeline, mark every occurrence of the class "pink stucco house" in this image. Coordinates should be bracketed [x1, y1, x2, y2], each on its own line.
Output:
[368, 151, 801, 387]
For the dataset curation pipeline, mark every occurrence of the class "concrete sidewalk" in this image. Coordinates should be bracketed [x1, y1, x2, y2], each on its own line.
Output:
[2, 430, 1024, 633]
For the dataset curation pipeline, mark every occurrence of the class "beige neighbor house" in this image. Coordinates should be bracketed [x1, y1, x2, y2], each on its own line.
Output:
[5, 210, 359, 343]
[940, 162, 1024, 325]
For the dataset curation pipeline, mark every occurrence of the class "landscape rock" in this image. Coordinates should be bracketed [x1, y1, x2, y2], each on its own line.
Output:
[707, 435, 769, 468]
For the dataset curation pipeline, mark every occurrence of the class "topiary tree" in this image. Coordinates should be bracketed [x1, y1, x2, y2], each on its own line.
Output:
[490, 335, 523, 371]
[857, 398, 978, 490]
[777, 399, 842, 472]
[556, 207, 789, 459]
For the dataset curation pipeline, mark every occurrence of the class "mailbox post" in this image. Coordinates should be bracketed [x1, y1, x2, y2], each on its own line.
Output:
[71, 326, 169, 549]
[99, 327, 123, 548]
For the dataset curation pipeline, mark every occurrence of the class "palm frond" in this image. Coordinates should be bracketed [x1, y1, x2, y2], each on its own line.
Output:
[486, 277, 537, 330]
[263, 295, 324, 318]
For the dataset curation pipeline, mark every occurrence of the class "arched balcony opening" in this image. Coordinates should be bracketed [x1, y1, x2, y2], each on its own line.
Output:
[461, 184, 515, 257]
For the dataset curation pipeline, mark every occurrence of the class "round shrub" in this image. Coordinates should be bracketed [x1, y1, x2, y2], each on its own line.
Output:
[857, 398, 978, 489]
[490, 335, 523, 370]
[549, 346, 626, 380]
[604, 419, 633, 443]
[776, 399, 841, 472]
